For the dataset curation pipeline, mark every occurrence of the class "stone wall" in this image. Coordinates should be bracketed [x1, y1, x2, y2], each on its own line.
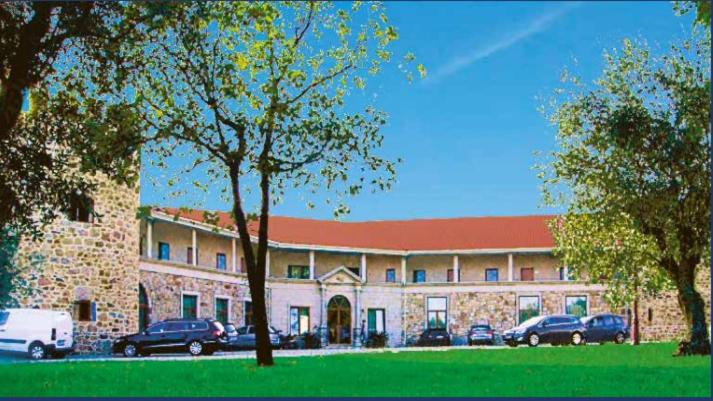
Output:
[140, 262, 250, 326]
[637, 266, 711, 342]
[14, 174, 140, 353]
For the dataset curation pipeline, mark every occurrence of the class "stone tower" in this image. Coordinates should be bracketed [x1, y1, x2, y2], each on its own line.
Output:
[14, 174, 140, 353]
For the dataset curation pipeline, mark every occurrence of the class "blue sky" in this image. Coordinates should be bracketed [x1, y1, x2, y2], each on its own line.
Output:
[140, 1, 696, 221]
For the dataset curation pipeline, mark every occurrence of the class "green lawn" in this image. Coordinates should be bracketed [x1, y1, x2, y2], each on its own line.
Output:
[0, 342, 709, 397]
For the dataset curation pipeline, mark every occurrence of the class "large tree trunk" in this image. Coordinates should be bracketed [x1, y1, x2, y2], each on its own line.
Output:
[674, 263, 710, 356]
[229, 166, 274, 366]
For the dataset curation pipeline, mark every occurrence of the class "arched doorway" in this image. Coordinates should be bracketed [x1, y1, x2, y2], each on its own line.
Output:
[327, 295, 351, 344]
[138, 284, 150, 331]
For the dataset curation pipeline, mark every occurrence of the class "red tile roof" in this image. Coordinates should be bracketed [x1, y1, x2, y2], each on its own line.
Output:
[154, 207, 555, 251]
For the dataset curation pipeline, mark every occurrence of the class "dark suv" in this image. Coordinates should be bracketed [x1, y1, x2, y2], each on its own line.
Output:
[581, 313, 629, 344]
[416, 328, 451, 346]
[113, 318, 226, 357]
[503, 315, 585, 347]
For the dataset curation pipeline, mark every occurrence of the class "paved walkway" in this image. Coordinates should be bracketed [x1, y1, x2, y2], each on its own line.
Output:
[1, 344, 511, 364]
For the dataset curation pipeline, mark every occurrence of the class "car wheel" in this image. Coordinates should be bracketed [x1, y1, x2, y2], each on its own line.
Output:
[188, 340, 204, 356]
[123, 343, 139, 358]
[614, 332, 626, 344]
[528, 333, 540, 347]
[28, 341, 46, 360]
[571, 332, 584, 346]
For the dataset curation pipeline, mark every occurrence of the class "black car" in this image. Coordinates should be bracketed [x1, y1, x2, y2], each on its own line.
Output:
[581, 314, 629, 344]
[224, 324, 283, 350]
[113, 318, 226, 357]
[503, 315, 585, 347]
[468, 324, 496, 345]
[416, 328, 451, 347]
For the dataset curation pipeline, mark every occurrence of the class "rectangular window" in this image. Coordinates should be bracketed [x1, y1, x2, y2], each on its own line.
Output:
[289, 306, 310, 335]
[518, 296, 540, 323]
[158, 242, 170, 261]
[565, 296, 587, 317]
[426, 297, 447, 329]
[244, 301, 254, 326]
[240, 257, 246, 272]
[75, 300, 95, 322]
[385, 269, 396, 283]
[187, 247, 193, 264]
[216, 253, 227, 270]
[368, 308, 386, 334]
[347, 267, 360, 277]
[413, 270, 426, 283]
[520, 267, 534, 281]
[485, 268, 499, 282]
[447, 269, 454, 282]
[215, 298, 229, 324]
[288, 265, 310, 279]
[182, 294, 198, 318]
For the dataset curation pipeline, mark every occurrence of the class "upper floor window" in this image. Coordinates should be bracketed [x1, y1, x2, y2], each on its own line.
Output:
[485, 268, 499, 282]
[187, 247, 198, 265]
[347, 267, 360, 277]
[240, 257, 246, 272]
[216, 253, 227, 270]
[413, 270, 426, 283]
[288, 265, 310, 279]
[385, 269, 396, 283]
[158, 242, 170, 261]
[63, 191, 94, 223]
[520, 267, 534, 281]
[447, 269, 455, 282]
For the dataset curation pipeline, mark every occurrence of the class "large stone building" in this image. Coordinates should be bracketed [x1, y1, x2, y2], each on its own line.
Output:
[12, 177, 710, 351]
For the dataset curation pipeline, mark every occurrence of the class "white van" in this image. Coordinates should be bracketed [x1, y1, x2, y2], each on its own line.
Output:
[0, 308, 74, 360]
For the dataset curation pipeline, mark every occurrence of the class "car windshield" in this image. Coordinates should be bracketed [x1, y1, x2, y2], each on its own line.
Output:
[225, 324, 237, 332]
[472, 325, 491, 330]
[515, 316, 545, 329]
[269, 326, 278, 334]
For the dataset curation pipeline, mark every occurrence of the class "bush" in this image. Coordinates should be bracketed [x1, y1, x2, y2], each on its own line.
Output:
[302, 331, 322, 349]
[365, 332, 389, 348]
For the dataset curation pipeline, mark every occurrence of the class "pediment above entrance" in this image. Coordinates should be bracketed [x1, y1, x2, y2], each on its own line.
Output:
[317, 266, 363, 285]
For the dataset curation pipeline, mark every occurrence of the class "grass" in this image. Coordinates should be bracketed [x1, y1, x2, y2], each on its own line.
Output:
[0, 342, 709, 397]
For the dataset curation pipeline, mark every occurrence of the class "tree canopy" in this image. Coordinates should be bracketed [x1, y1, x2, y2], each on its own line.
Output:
[540, 26, 711, 355]
[118, 1, 423, 365]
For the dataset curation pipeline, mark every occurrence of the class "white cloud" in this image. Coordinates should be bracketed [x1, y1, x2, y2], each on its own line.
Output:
[426, 3, 581, 84]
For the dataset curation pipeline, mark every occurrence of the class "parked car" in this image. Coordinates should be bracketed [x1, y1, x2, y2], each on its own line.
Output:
[468, 324, 496, 345]
[112, 318, 226, 357]
[223, 324, 282, 350]
[503, 315, 585, 347]
[0, 308, 74, 360]
[581, 314, 629, 344]
[416, 328, 451, 347]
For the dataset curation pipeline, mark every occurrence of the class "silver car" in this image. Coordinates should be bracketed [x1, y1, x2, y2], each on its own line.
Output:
[225, 324, 281, 350]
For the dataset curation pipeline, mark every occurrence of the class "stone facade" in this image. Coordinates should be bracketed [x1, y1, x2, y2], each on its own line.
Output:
[11, 193, 711, 353]
[13, 175, 140, 352]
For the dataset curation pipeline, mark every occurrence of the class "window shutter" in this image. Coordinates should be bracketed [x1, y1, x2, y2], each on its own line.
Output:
[90, 301, 97, 321]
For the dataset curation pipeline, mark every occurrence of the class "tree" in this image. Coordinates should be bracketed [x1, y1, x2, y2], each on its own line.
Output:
[539, 30, 711, 355]
[550, 213, 672, 344]
[0, 2, 177, 306]
[126, 2, 423, 366]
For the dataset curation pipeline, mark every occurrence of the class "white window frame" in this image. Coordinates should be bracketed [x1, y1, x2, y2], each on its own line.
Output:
[425, 296, 448, 329]
[516, 293, 542, 324]
[563, 294, 589, 317]
[214, 295, 231, 323]
[180, 290, 201, 318]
